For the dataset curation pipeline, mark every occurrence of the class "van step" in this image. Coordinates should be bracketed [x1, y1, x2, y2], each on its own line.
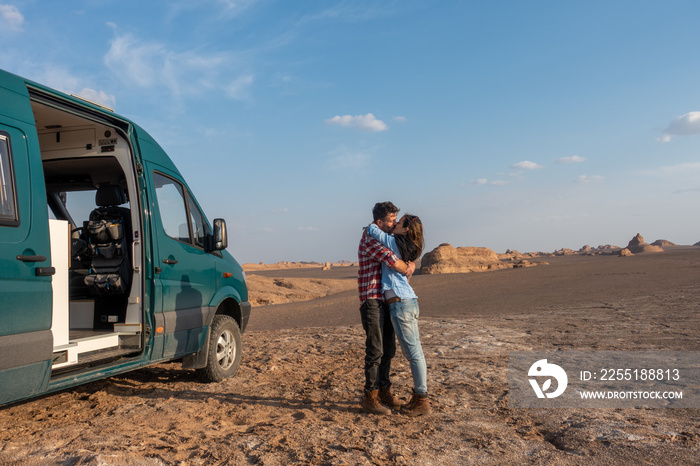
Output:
[51, 332, 141, 370]
[50, 346, 140, 377]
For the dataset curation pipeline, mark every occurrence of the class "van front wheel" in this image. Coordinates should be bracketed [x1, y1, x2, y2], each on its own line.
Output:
[198, 315, 242, 383]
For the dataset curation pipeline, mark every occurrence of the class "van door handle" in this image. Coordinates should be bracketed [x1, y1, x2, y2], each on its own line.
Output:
[17, 254, 48, 262]
[162, 258, 178, 265]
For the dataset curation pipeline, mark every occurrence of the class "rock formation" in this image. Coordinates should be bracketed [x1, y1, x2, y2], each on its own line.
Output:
[624, 233, 663, 254]
[243, 261, 358, 271]
[594, 244, 621, 254]
[498, 250, 543, 261]
[651, 239, 675, 247]
[420, 243, 513, 274]
[554, 245, 620, 256]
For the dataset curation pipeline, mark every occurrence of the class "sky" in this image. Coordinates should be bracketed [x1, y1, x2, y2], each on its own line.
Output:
[1, 1, 699, 264]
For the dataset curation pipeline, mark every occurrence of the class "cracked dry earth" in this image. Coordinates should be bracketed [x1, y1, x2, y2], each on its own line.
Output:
[1, 287, 699, 465]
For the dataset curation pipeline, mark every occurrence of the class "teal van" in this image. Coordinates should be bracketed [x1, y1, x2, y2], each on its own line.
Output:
[0, 69, 251, 406]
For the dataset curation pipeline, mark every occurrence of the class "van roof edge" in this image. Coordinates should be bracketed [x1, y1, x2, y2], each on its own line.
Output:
[69, 93, 115, 112]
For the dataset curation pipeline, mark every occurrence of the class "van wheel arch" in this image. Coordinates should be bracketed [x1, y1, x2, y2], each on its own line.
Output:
[215, 298, 243, 330]
[197, 314, 242, 383]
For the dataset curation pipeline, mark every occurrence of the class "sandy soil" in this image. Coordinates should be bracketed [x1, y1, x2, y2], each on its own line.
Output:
[1, 250, 699, 465]
[245, 274, 356, 306]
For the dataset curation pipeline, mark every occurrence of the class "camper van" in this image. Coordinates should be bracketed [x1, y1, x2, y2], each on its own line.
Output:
[0, 69, 251, 406]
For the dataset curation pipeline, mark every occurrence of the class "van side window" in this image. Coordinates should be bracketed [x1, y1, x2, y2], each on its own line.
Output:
[0, 133, 18, 226]
[153, 172, 210, 248]
[153, 172, 190, 243]
[186, 191, 207, 248]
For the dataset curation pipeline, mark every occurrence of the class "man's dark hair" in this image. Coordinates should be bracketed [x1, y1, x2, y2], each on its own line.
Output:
[372, 202, 399, 222]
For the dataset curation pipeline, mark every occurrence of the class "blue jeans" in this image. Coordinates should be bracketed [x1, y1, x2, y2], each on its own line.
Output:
[389, 298, 427, 395]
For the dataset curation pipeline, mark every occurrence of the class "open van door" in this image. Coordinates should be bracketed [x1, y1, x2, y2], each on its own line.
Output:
[0, 120, 53, 405]
[147, 167, 217, 359]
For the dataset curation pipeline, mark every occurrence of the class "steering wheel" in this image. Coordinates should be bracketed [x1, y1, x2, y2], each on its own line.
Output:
[70, 227, 88, 257]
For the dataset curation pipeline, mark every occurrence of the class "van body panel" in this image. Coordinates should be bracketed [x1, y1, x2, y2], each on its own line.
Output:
[131, 123, 180, 172]
[145, 162, 218, 358]
[0, 362, 52, 405]
[47, 356, 149, 392]
[0, 331, 52, 405]
[209, 286, 244, 311]
[0, 76, 36, 125]
[0, 74, 54, 404]
[0, 68, 250, 406]
[0, 124, 53, 334]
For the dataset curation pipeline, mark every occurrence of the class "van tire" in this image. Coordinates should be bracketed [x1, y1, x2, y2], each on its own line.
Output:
[198, 315, 242, 383]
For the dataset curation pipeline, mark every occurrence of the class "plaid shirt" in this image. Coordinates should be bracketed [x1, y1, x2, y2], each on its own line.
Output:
[358, 227, 398, 302]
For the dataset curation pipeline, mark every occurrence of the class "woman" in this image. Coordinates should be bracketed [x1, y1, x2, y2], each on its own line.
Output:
[366, 214, 431, 416]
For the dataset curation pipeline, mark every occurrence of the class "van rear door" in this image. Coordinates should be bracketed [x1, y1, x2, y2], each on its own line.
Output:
[0, 116, 53, 405]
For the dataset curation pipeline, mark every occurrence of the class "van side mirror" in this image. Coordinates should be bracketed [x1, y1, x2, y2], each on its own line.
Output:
[212, 218, 228, 251]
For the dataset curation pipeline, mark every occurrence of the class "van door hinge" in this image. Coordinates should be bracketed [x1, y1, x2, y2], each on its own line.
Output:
[136, 163, 143, 175]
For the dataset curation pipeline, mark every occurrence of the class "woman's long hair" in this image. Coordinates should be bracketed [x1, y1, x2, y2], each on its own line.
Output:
[395, 214, 424, 262]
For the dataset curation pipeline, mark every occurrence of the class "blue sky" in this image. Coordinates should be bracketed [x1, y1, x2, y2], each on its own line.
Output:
[1, 1, 699, 264]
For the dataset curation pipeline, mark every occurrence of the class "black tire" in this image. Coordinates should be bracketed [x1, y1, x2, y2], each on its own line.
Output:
[198, 315, 242, 383]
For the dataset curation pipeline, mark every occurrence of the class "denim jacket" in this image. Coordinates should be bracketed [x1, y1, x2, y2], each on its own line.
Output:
[366, 224, 418, 300]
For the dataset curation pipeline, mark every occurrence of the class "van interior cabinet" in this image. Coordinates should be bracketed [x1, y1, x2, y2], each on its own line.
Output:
[49, 219, 70, 348]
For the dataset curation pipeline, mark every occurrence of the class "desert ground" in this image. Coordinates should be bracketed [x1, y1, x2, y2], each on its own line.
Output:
[1, 247, 699, 465]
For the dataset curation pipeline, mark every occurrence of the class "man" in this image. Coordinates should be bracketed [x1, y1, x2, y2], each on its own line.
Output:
[358, 201, 416, 415]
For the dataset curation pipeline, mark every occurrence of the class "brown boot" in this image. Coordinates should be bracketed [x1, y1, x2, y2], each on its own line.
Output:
[362, 389, 391, 415]
[400, 391, 431, 417]
[378, 386, 402, 410]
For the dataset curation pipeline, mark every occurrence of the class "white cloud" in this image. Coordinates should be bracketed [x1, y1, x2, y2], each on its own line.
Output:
[104, 31, 249, 100]
[577, 175, 604, 183]
[299, 3, 396, 24]
[490, 180, 509, 186]
[658, 111, 700, 142]
[104, 34, 164, 88]
[0, 4, 24, 32]
[325, 113, 388, 132]
[297, 226, 319, 231]
[224, 74, 254, 100]
[511, 160, 544, 170]
[393, 116, 406, 122]
[34, 66, 82, 93]
[472, 178, 508, 186]
[74, 88, 117, 108]
[27, 66, 116, 109]
[557, 155, 586, 164]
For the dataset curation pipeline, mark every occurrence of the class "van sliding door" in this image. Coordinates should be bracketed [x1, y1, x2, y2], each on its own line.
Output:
[0, 124, 53, 405]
